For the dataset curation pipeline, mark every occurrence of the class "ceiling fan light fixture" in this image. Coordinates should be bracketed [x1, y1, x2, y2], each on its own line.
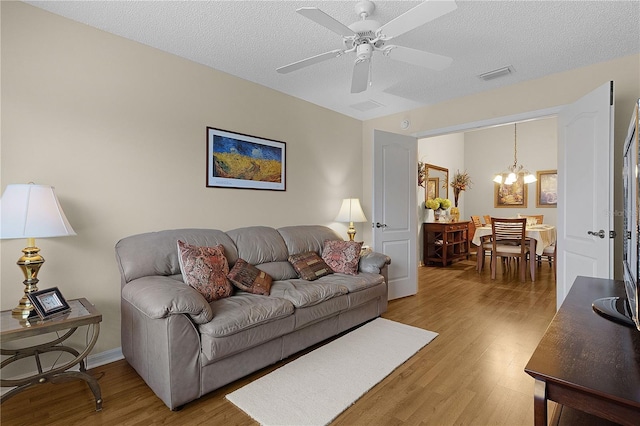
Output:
[356, 43, 373, 61]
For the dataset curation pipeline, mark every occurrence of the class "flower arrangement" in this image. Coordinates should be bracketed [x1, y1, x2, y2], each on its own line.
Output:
[418, 162, 426, 188]
[450, 170, 473, 207]
[425, 197, 451, 210]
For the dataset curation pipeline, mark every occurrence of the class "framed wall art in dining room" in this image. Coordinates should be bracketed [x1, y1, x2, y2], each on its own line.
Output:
[494, 174, 527, 208]
[536, 169, 558, 207]
[427, 178, 438, 200]
[206, 127, 286, 191]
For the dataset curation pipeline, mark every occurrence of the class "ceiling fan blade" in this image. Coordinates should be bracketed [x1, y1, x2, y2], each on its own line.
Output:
[277, 49, 344, 74]
[383, 45, 453, 70]
[297, 7, 356, 37]
[377, 0, 458, 39]
[350, 59, 370, 93]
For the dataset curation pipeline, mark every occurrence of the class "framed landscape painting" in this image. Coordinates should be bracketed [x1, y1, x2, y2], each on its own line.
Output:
[536, 169, 557, 207]
[207, 127, 286, 191]
[495, 174, 527, 208]
[426, 178, 439, 200]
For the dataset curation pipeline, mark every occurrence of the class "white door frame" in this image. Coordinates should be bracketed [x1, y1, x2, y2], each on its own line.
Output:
[415, 106, 563, 139]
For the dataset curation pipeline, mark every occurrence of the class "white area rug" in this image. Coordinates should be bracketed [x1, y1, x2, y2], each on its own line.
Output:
[226, 318, 438, 426]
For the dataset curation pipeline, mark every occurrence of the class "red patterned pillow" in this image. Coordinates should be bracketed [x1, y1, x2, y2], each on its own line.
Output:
[177, 240, 233, 302]
[227, 258, 273, 296]
[288, 251, 333, 281]
[321, 240, 363, 275]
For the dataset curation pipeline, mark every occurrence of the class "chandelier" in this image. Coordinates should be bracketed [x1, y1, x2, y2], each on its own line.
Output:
[492, 123, 537, 185]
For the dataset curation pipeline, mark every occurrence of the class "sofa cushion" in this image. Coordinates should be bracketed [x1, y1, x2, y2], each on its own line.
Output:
[227, 258, 273, 296]
[278, 225, 343, 256]
[288, 251, 333, 281]
[227, 226, 289, 266]
[322, 240, 363, 275]
[256, 261, 298, 281]
[115, 229, 238, 284]
[199, 293, 294, 338]
[177, 241, 233, 302]
[322, 272, 385, 293]
[269, 279, 348, 308]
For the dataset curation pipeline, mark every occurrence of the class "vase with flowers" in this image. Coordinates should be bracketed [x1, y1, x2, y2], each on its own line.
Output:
[450, 170, 473, 208]
[426, 197, 452, 221]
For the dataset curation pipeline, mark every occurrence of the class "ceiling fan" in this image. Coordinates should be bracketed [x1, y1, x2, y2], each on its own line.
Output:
[276, 0, 457, 94]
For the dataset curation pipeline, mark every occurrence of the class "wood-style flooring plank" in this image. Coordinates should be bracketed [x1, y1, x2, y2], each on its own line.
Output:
[1, 258, 556, 425]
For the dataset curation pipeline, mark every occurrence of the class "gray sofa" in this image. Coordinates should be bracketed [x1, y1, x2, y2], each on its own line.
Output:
[115, 225, 391, 410]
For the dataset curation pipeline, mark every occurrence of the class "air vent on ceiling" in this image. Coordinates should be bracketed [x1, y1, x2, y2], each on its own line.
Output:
[350, 100, 385, 112]
[477, 66, 514, 81]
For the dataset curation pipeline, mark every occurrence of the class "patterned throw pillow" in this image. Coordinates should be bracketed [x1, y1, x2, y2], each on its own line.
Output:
[177, 240, 233, 302]
[227, 258, 273, 296]
[288, 251, 333, 281]
[321, 240, 363, 275]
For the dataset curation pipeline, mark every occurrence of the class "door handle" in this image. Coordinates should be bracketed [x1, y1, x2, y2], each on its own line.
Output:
[375, 222, 387, 228]
[587, 230, 606, 239]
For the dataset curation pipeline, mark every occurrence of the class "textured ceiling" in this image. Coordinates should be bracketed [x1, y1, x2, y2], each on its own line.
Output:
[25, 1, 640, 121]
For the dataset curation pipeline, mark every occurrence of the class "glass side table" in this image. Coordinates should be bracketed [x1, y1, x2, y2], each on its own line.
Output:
[1, 298, 103, 411]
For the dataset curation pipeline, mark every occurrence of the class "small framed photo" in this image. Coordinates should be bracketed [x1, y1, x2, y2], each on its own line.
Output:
[206, 127, 286, 191]
[27, 287, 71, 319]
[426, 178, 439, 200]
[536, 170, 558, 207]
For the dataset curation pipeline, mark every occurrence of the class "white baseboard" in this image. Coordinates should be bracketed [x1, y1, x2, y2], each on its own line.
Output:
[0, 347, 124, 396]
[86, 347, 124, 369]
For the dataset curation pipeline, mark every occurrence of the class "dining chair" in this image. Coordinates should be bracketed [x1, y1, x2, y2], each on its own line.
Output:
[487, 217, 531, 282]
[483, 215, 491, 226]
[470, 215, 488, 261]
[471, 215, 483, 228]
[538, 242, 557, 279]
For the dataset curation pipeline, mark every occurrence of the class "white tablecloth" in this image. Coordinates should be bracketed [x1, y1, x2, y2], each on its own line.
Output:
[471, 225, 556, 255]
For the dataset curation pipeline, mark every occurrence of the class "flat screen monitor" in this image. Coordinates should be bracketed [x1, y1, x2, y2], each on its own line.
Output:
[593, 99, 640, 331]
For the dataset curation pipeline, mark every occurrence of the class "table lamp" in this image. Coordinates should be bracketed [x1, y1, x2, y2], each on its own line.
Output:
[0, 183, 76, 318]
[335, 198, 367, 241]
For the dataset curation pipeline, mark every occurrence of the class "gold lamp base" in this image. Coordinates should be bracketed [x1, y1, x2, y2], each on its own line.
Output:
[12, 239, 43, 318]
[347, 221, 357, 241]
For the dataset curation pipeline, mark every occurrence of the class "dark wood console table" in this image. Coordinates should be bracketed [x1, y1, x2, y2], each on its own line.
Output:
[423, 221, 470, 266]
[525, 276, 640, 425]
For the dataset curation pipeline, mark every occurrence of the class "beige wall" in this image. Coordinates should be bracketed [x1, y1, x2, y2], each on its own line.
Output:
[363, 53, 640, 278]
[1, 3, 364, 354]
[2, 2, 639, 363]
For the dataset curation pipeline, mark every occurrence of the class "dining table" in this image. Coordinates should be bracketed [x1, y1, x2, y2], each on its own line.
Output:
[471, 224, 557, 281]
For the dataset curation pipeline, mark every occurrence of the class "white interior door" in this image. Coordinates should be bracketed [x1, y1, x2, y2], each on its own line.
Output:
[557, 81, 614, 308]
[372, 129, 417, 300]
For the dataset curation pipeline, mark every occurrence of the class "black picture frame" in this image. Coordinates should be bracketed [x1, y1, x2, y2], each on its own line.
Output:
[206, 127, 286, 191]
[27, 287, 71, 319]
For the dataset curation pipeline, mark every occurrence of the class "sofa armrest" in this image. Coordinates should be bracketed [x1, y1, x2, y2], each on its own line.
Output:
[122, 276, 213, 324]
[358, 251, 391, 274]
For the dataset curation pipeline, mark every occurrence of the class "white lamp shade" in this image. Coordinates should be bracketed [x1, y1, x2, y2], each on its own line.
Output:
[0, 184, 76, 239]
[335, 198, 367, 223]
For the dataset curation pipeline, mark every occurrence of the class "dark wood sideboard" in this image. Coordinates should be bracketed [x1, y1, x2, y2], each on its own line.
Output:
[525, 276, 640, 425]
[423, 221, 470, 266]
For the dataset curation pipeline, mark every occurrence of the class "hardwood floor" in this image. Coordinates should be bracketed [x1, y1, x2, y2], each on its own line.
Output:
[1, 257, 556, 425]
